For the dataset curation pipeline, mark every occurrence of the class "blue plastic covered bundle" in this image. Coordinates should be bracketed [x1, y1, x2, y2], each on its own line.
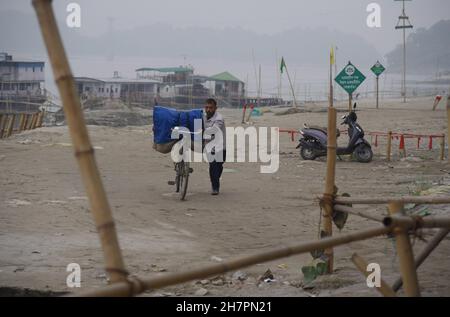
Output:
[153, 106, 203, 144]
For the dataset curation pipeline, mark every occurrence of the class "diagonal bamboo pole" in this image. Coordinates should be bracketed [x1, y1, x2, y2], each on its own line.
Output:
[33, 0, 127, 283]
[333, 204, 383, 222]
[388, 202, 420, 296]
[383, 215, 450, 229]
[335, 196, 450, 205]
[351, 253, 396, 297]
[392, 228, 449, 292]
[78, 226, 391, 297]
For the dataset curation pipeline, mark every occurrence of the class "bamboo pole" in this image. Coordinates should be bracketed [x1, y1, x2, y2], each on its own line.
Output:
[447, 94, 450, 164]
[26, 114, 34, 130]
[387, 131, 392, 161]
[383, 215, 450, 229]
[334, 204, 383, 222]
[351, 253, 396, 297]
[440, 134, 445, 161]
[33, 0, 127, 283]
[6, 114, 16, 137]
[18, 113, 25, 132]
[31, 113, 38, 129]
[388, 202, 420, 296]
[322, 106, 337, 273]
[0, 114, 5, 138]
[0, 114, 3, 137]
[335, 196, 450, 205]
[392, 228, 449, 292]
[2, 115, 11, 138]
[78, 226, 391, 297]
[23, 114, 30, 130]
[37, 111, 44, 128]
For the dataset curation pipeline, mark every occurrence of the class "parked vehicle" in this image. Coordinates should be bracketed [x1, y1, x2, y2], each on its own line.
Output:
[296, 103, 373, 163]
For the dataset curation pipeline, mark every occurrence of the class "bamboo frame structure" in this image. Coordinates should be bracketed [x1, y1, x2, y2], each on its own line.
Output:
[392, 228, 449, 292]
[388, 202, 420, 296]
[351, 253, 396, 297]
[335, 196, 450, 205]
[323, 106, 337, 273]
[383, 215, 450, 229]
[33, 0, 127, 284]
[333, 204, 383, 222]
[79, 226, 391, 297]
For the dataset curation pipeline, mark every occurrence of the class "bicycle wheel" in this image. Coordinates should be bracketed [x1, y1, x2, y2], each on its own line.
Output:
[175, 163, 181, 193]
[179, 161, 189, 200]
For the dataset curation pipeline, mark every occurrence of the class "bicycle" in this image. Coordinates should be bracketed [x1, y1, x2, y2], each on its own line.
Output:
[167, 127, 200, 200]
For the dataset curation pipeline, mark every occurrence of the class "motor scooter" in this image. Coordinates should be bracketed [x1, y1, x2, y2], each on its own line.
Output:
[296, 103, 373, 163]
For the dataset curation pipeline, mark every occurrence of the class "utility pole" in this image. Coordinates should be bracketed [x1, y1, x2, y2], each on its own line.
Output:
[395, 0, 413, 103]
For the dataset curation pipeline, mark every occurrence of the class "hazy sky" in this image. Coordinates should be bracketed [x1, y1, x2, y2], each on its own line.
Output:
[2, 0, 449, 54]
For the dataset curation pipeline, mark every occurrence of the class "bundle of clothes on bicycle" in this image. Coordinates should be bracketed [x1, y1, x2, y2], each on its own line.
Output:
[152, 106, 203, 154]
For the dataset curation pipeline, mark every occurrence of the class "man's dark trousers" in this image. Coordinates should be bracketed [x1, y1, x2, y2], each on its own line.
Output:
[209, 150, 226, 191]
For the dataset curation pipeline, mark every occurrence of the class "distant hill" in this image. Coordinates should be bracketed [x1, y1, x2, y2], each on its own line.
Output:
[385, 20, 450, 75]
[0, 9, 381, 67]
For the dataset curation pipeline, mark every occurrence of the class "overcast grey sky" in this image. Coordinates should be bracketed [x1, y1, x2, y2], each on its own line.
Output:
[1, 0, 449, 54]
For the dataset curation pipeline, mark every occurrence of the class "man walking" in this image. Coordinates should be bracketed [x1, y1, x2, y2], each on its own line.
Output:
[203, 98, 226, 195]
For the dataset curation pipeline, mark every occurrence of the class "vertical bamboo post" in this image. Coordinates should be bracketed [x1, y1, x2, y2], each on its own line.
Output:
[39, 110, 46, 127]
[1, 115, 10, 138]
[33, 0, 127, 284]
[440, 134, 445, 161]
[0, 114, 4, 138]
[23, 113, 28, 130]
[6, 114, 16, 137]
[386, 131, 392, 161]
[447, 94, 450, 164]
[388, 202, 420, 296]
[32, 112, 39, 129]
[351, 253, 396, 297]
[30, 113, 37, 130]
[36, 111, 42, 128]
[18, 113, 25, 132]
[25, 114, 31, 130]
[322, 106, 337, 273]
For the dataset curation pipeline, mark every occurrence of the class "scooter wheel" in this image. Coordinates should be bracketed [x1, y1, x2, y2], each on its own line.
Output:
[354, 144, 373, 163]
[300, 147, 317, 160]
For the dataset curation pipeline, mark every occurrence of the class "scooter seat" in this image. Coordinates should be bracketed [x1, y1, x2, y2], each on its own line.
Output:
[307, 126, 340, 137]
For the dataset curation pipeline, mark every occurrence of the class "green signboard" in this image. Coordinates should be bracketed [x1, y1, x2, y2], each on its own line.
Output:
[335, 62, 366, 95]
[371, 61, 386, 77]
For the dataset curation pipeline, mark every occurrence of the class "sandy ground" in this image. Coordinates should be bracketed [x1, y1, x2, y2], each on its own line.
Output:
[1, 96, 450, 297]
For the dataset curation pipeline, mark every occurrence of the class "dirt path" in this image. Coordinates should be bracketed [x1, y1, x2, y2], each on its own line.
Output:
[1, 97, 449, 296]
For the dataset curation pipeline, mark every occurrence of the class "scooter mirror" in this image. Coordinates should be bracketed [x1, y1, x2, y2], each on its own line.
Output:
[353, 102, 357, 110]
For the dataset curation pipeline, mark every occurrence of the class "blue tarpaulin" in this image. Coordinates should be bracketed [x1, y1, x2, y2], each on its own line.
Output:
[153, 106, 203, 144]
